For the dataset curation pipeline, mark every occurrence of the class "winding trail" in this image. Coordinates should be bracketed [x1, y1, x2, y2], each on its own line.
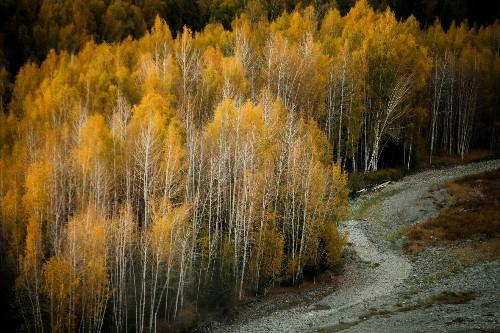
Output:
[216, 160, 500, 333]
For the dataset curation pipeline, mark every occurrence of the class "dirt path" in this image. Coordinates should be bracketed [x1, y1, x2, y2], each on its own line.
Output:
[215, 160, 500, 333]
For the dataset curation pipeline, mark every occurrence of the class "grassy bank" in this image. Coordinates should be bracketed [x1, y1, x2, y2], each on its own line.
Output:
[404, 168, 500, 255]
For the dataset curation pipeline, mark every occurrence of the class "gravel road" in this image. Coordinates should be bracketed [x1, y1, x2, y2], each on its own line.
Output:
[214, 159, 500, 333]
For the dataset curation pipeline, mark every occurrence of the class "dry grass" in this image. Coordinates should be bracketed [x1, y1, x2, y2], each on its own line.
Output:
[425, 149, 495, 169]
[405, 168, 500, 254]
[452, 237, 500, 266]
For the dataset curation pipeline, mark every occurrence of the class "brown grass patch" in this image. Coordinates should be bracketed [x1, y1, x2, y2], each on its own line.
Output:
[452, 237, 500, 266]
[426, 149, 495, 168]
[405, 168, 500, 254]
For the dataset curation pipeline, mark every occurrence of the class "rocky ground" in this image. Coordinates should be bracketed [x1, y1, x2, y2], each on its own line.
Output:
[212, 159, 500, 333]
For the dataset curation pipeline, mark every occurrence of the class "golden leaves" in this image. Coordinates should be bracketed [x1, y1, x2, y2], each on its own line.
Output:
[74, 114, 113, 174]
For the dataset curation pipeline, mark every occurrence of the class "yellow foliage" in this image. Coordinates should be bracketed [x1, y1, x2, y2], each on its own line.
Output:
[23, 160, 52, 216]
[150, 203, 190, 260]
[24, 216, 43, 271]
[74, 114, 112, 174]
[195, 23, 234, 54]
[322, 222, 346, 268]
[42, 256, 77, 333]
[300, 118, 333, 165]
[139, 16, 174, 54]
[61, 208, 110, 330]
[259, 223, 284, 282]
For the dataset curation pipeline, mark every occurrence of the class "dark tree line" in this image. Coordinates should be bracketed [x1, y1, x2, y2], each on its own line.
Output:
[1, 0, 499, 77]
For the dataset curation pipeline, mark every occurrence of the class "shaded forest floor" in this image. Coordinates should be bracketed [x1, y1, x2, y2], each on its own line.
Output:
[348, 149, 495, 194]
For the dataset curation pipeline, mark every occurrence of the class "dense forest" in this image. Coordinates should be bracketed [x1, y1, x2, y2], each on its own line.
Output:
[0, 0, 499, 332]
